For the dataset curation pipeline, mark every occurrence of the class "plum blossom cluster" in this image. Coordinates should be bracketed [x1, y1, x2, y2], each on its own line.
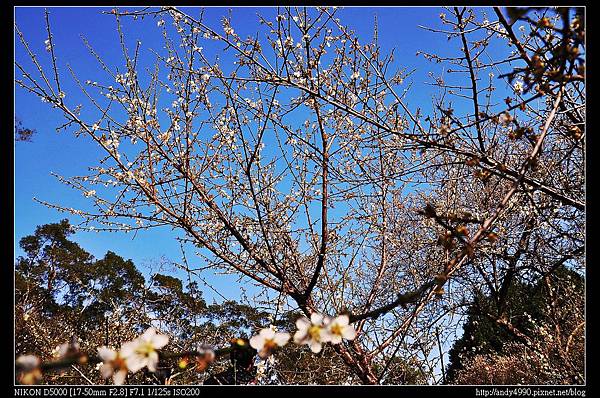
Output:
[16, 314, 355, 385]
[97, 327, 169, 384]
[250, 313, 357, 358]
[16, 327, 170, 385]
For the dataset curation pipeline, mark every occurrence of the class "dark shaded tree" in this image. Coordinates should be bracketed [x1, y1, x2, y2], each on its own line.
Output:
[446, 266, 584, 384]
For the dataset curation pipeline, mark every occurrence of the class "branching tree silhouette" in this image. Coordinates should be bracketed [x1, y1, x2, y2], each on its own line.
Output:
[15, 6, 584, 384]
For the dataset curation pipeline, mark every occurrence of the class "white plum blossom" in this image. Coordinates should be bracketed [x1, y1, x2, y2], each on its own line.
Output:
[513, 80, 524, 94]
[250, 327, 290, 359]
[120, 327, 169, 373]
[499, 111, 513, 126]
[326, 315, 357, 344]
[283, 36, 294, 48]
[16, 355, 40, 371]
[16, 355, 42, 385]
[294, 313, 330, 353]
[438, 124, 451, 135]
[97, 347, 128, 385]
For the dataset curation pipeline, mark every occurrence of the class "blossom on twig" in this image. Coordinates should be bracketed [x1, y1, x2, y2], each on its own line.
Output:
[250, 327, 290, 359]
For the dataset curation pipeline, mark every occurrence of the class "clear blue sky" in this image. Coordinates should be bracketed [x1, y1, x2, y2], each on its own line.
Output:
[14, 6, 511, 304]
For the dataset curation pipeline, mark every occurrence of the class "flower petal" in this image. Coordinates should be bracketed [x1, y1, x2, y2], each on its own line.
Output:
[151, 333, 169, 349]
[296, 317, 310, 330]
[335, 315, 349, 326]
[310, 313, 324, 325]
[98, 347, 117, 361]
[274, 332, 290, 346]
[16, 355, 40, 371]
[250, 334, 266, 350]
[119, 341, 136, 358]
[329, 334, 343, 344]
[146, 351, 159, 372]
[309, 341, 322, 353]
[113, 369, 127, 386]
[140, 327, 157, 341]
[260, 328, 276, 340]
[100, 363, 114, 379]
[125, 354, 145, 373]
[293, 330, 308, 344]
[342, 326, 357, 340]
[319, 329, 332, 343]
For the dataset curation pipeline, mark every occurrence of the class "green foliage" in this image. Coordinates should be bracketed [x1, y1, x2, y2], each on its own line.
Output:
[445, 267, 584, 384]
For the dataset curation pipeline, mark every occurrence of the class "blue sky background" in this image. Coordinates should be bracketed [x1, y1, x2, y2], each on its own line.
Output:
[14, 6, 513, 304]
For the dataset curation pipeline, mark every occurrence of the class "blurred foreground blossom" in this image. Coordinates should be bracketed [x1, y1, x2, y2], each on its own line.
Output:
[120, 327, 169, 372]
[294, 313, 330, 353]
[250, 328, 290, 359]
[98, 347, 128, 385]
[326, 315, 357, 344]
[16, 355, 42, 385]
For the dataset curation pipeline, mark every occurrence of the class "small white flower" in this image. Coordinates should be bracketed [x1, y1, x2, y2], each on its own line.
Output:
[16, 355, 42, 385]
[201, 73, 211, 82]
[120, 327, 169, 373]
[350, 71, 360, 80]
[97, 347, 128, 385]
[513, 80, 524, 94]
[250, 328, 290, 359]
[16, 355, 40, 372]
[326, 315, 357, 344]
[283, 36, 294, 48]
[499, 111, 513, 126]
[438, 124, 451, 135]
[157, 19, 165, 27]
[293, 313, 330, 353]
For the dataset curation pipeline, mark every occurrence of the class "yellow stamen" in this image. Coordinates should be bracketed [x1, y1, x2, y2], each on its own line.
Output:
[264, 339, 277, 350]
[331, 323, 343, 336]
[136, 342, 155, 357]
[308, 325, 321, 341]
